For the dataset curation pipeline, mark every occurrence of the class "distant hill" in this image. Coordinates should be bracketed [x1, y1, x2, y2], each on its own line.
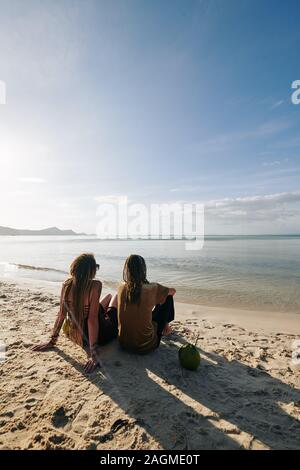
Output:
[0, 226, 88, 236]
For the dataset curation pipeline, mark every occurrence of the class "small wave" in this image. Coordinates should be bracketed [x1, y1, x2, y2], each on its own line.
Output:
[10, 263, 68, 274]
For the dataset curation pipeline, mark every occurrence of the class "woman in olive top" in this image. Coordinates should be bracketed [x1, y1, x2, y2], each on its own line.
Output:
[118, 254, 176, 354]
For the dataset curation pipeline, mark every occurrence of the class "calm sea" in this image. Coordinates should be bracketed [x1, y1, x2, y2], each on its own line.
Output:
[0, 235, 299, 313]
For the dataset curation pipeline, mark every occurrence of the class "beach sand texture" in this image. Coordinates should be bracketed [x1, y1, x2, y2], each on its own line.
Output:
[0, 280, 299, 450]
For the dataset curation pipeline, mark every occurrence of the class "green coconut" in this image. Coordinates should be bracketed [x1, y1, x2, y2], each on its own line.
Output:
[179, 343, 200, 370]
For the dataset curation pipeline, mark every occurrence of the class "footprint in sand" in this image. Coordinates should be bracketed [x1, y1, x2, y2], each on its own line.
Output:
[98, 419, 130, 443]
[0, 411, 14, 418]
[72, 411, 90, 434]
[51, 406, 69, 428]
[26, 398, 37, 404]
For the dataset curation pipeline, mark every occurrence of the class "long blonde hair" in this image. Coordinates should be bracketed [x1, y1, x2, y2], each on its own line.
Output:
[64, 253, 97, 328]
[123, 254, 148, 305]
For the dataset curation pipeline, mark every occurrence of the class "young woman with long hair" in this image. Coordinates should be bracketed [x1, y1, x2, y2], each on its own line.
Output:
[32, 253, 118, 372]
[118, 254, 176, 354]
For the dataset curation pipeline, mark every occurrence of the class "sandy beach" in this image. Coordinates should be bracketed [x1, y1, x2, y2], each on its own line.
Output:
[0, 278, 299, 450]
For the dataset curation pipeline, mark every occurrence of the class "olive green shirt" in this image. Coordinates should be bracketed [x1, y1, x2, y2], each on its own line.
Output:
[118, 282, 169, 354]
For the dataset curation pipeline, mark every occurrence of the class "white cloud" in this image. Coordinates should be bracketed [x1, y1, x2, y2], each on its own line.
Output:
[18, 177, 46, 184]
[262, 158, 290, 168]
[271, 100, 284, 109]
[262, 160, 281, 167]
[204, 190, 300, 224]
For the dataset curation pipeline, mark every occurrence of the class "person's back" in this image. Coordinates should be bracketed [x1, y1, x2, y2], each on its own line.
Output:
[118, 254, 176, 354]
[118, 282, 169, 354]
[32, 252, 118, 373]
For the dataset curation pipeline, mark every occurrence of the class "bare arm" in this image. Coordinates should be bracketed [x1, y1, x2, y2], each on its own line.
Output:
[32, 284, 66, 351]
[156, 283, 176, 304]
[87, 281, 102, 350]
[84, 281, 102, 373]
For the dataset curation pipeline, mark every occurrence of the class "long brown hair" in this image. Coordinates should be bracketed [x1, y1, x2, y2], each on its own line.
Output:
[123, 254, 148, 305]
[65, 253, 97, 328]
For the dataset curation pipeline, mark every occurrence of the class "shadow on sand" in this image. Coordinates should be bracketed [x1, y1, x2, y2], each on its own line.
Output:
[56, 333, 300, 450]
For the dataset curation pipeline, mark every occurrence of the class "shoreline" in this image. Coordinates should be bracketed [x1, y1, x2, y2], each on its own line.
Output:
[1, 274, 300, 321]
[0, 278, 299, 450]
[1, 275, 300, 335]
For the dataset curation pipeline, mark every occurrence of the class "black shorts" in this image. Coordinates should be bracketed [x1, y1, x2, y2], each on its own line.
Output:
[83, 304, 118, 348]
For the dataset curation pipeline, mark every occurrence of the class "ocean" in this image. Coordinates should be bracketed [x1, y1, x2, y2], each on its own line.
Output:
[0, 235, 299, 313]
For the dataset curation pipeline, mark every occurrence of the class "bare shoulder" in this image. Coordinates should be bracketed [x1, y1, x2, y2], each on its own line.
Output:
[61, 278, 72, 295]
[118, 281, 126, 290]
[62, 277, 72, 288]
[151, 282, 168, 292]
[144, 282, 158, 290]
[90, 279, 102, 293]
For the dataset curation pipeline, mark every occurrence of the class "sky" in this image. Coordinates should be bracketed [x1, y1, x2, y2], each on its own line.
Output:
[0, 0, 300, 235]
